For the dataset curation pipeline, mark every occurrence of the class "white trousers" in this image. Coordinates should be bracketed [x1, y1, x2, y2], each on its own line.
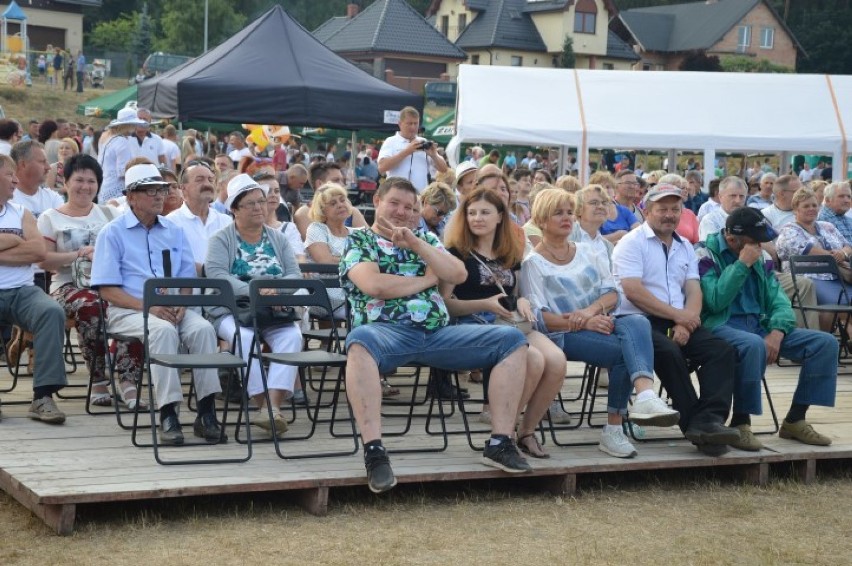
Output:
[217, 315, 302, 397]
[108, 306, 221, 409]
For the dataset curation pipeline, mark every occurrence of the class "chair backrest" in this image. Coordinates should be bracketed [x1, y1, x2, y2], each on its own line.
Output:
[788, 255, 850, 304]
[301, 262, 342, 289]
[248, 278, 335, 312]
[142, 278, 240, 313]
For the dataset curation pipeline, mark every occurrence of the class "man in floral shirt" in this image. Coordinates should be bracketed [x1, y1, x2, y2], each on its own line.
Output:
[340, 177, 531, 493]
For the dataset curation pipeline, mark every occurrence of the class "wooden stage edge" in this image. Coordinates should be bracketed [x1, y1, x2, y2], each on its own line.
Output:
[1, 361, 851, 535]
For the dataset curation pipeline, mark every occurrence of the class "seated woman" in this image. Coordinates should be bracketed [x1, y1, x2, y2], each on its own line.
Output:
[417, 181, 456, 238]
[205, 174, 304, 437]
[568, 184, 614, 264]
[441, 188, 566, 458]
[521, 188, 680, 458]
[45, 137, 79, 197]
[255, 170, 305, 261]
[37, 154, 145, 408]
[776, 187, 852, 330]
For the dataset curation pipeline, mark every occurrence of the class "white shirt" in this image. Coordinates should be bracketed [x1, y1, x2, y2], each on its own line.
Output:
[612, 222, 699, 316]
[377, 132, 432, 192]
[0, 202, 34, 288]
[12, 186, 64, 219]
[228, 147, 252, 164]
[161, 138, 181, 170]
[761, 204, 795, 231]
[0, 139, 11, 155]
[798, 168, 814, 183]
[696, 199, 721, 222]
[698, 207, 729, 242]
[130, 132, 165, 164]
[165, 203, 232, 264]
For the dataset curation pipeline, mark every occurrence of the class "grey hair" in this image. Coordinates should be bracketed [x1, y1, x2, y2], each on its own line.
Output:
[824, 180, 851, 201]
[719, 176, 747, 194]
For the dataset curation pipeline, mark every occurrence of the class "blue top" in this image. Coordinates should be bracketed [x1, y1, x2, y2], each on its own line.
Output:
[817, 205, 852, 245]
[91, 210, 195, 300]
[600, 203, 637, 235]
[76, 53, 86, 69]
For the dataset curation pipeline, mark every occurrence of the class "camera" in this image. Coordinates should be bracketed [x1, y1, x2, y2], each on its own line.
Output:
[498, 295, 517, 311]
[417, 140, 434, 151]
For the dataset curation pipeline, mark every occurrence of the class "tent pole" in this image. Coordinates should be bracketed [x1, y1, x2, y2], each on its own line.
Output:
[703, 148, 716, 193]
[779, 151, 791, 176]
[667, 149, 677, 174]
[833, 150, 844, 182]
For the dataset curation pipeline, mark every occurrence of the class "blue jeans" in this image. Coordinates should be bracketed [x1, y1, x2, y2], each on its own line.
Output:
[346, 322, 527, 375]
[548, 314, 654, 414]
[812, 278, 848, 305]
[712, 315, 837, 415]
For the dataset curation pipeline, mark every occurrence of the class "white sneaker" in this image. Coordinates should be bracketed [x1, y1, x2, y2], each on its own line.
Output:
[599, 427, 638, 458]
[597, 368, 609, 388]
[630, 395, 680, 427]
[548, 400, 572, 425]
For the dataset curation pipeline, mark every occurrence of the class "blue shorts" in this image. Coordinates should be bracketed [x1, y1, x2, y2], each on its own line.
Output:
[346, 322, 527, 375]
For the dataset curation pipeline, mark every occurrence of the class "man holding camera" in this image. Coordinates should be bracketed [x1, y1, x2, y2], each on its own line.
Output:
[378, 106, 447, 192]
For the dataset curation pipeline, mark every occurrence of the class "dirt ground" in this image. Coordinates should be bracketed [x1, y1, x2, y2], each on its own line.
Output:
[1, 466, 849, 566]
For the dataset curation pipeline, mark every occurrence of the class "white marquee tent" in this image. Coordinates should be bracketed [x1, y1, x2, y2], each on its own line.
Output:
[447, 65, 850, 185]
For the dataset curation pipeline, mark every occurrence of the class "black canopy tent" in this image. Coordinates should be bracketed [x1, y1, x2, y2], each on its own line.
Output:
[137, 5, 421, 130]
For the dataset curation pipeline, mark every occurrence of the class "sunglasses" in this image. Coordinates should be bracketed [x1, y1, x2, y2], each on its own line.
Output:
[132, 185, 170, 196]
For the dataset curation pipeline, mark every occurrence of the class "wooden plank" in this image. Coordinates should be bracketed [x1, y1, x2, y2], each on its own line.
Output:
[540, 473, 577, 496]
[295, 486, 329, 516]
[792, 458, 817, 484]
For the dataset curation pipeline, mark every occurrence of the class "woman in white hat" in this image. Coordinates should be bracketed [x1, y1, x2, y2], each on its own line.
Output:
[97, 107, 147, 204]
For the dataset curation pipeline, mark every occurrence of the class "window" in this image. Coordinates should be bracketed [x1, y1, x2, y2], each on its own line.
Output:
[458, 13, 467, 33]
[471, 54, 480, 65]
[574, 0, 598, 34]
[603, 63, 614, 70]
[737, 25, 751, 52]
[760, 27, 774, 49]
[642, 63, 651, 71]
[440, 15, 449, 36]
[511, 55, 523, 66]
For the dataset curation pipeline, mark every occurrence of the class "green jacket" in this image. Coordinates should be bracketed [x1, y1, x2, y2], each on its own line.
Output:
[696, 232, 796, 335]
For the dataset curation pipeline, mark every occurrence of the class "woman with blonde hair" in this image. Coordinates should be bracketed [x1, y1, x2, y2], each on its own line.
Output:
[568, 184, 614, 263]
[441, 188, 567, 457]
[417, 181, 456, 237]
[46, 137, 80, 195]
[554, 174, 582, 193]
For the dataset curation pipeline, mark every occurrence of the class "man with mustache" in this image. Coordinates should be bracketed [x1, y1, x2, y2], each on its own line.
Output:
[612, 184, 739, 456]
[166, 162, 231, 275]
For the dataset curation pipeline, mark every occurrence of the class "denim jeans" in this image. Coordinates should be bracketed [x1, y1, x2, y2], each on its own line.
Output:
[548, 314, 654, 414]
[346, 322, 527, 376]
[712, 315, 837, 414]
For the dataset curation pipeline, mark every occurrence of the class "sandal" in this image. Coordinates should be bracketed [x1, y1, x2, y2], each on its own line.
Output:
[89, 380, 113, 407]
[119, 382, 149, 411]
[381, 378, 400, 397]
[518, 433, 550, 459]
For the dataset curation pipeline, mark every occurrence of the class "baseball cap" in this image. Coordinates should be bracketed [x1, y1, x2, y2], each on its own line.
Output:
[642, 183, 683, 205]
[726, 206, 777, 243]
[124, 164, 170, 192]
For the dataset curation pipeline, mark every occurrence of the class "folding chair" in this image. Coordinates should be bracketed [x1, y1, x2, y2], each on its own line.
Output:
[788, 255, 852, 355]
[248, 278, 357, 459]
[138, 277, 252, 465]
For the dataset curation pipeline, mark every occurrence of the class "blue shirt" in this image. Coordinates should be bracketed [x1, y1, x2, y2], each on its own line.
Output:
[600, 204, 637, 235]
[76, 53, 86, 70]
[91, 210, 195, 300]
[817, 205, 852, 245]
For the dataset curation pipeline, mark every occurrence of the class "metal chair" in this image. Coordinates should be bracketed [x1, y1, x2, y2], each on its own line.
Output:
[139, 277, 252, 465]
[247, 278, 358, 459]
[788, 254, 852, 356]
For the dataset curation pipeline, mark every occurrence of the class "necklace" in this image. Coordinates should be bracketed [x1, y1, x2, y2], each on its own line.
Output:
[541, 240, 571, 262]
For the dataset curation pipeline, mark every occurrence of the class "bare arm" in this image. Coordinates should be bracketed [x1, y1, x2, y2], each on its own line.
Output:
[378, 140, 419, 175]
[348, 262, 437, 300]
[0, 211, 46, 266]
[99, 285, 143, 311]
[439, 280, 511, 318]
[305, 242, 338, 264]
[349, 207, 367, 228]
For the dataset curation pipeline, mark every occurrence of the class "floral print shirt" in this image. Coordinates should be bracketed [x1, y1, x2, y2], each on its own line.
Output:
[231, 231, 283, 281]
[340, 229, 450, 329]
[776, 221, 847, 281]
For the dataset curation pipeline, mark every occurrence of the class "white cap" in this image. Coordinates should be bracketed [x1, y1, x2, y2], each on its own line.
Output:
[124, 164, 169, 192]
[225, 174, 267, 210]
[455, 161, 478, 183]
[108, 107, 148, 129]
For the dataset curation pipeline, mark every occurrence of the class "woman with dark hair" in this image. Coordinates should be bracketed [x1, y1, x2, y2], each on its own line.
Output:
[37, 154, 145, 408]
[441, 188, 566, 458]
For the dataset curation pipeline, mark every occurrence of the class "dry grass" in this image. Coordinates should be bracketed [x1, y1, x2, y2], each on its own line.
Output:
[1, 468, 850, 566]
[0, 77, 128, 127]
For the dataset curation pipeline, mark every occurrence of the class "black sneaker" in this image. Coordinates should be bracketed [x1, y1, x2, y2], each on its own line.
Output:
[684, 420, 740, 446]
[482, 439, 532, 473]
[364, 446, 396, 494]
[159, 414, 184, 446]
[193, 413, 228, 444]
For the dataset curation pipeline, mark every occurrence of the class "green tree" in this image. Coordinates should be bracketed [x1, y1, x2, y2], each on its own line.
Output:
[679, 50, 722, 72]
[560, 35, 576, 68]
[132, 3, 154, 64]
[158, 0, 247, 55]
[89, 12, 138, 52]
[720, 55, 792, 73]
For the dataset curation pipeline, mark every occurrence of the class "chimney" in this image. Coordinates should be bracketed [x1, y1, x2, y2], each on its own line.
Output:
[347, 3, 359, 18]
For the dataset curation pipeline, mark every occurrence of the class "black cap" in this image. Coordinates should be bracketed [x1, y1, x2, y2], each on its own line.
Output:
[726, 207, 777, 243]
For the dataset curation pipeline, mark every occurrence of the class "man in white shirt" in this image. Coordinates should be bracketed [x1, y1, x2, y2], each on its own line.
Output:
[227, 131, 252, 165]
[377, 106, 447, 192]
[165, 162, 231, 274]
[698, 176, 748, 242]
[130, 109, 166, 166]
[11, 141, 63, 221]
[161, 124, 182, 171]
[0, 119, 21, 155]
[761, 174, 800, 231]
[798, 162, 814, 183]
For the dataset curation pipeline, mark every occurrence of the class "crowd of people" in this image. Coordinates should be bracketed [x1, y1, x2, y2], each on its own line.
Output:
[0, 105, 845, 495]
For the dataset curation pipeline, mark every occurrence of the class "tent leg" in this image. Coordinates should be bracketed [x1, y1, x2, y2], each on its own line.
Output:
[703, 148, 716, 192]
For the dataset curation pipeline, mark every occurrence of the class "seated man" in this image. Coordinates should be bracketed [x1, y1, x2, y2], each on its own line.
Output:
[697, 207, 837, 449]
[0, 154, 67, 423]
[341, 177, 530, 493]
[91, 164, 223, 445]
[612, 184, 740, 455]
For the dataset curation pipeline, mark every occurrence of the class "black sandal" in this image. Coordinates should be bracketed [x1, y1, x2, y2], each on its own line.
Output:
[518, 433, 550, 459]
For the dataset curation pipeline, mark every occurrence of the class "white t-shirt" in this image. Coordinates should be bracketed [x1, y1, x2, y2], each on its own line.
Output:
[131, 132, 165, 164]
[162, 138, 181, 169]
[696, 199, 721, 222]
[280, 221, 305, 257]
[377, 132, 432, 192]
[761, 204, 795, 231]
[228, 147, 252, 164]
[12, 187, 64, 220]
[698, 207, 729, 242]
[0, 202, 34, 289]
[165, 203, 232, 265]
[798, 168, 814, 183]
[37, 204, 119, 289]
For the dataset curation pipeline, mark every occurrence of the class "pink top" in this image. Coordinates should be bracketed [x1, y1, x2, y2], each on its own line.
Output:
[677, 207, 699, 244]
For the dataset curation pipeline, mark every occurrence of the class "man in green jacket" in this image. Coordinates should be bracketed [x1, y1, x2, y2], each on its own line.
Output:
[697, 207, 838, 451]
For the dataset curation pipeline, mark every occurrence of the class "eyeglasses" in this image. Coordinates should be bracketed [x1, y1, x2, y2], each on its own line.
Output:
[238, 199, 267, 209]
[585, 200, 606, 207]
[431, 203, 449, 217]
[133, 186, 170, 196]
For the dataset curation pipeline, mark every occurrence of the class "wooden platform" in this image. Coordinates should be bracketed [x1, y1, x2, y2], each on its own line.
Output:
[1, 359, 851, 535]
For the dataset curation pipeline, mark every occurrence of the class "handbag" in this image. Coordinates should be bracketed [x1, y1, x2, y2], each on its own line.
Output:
[470, 253, 533, 335]
[71, 257, 92, 288]
[234, 295, 301, 329]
